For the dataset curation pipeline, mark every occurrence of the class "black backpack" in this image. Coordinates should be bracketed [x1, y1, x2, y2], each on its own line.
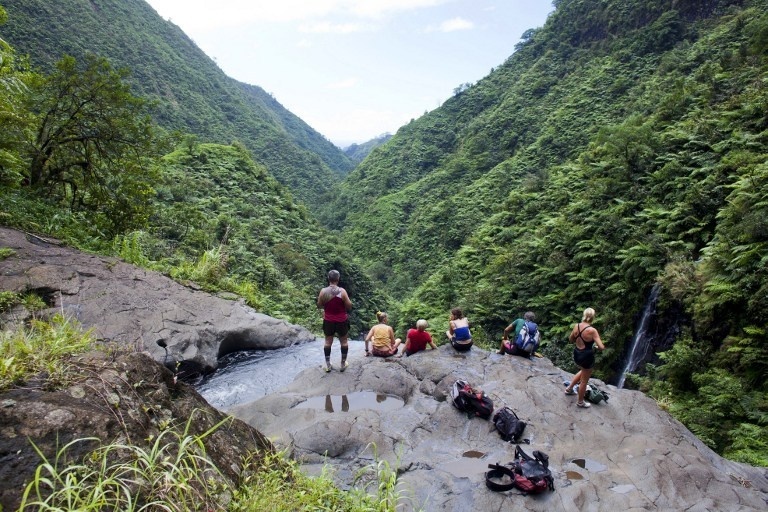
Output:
[492, 406, 528, 443]
[486, 445, 555, 494]
[514, 321, 541, 355]
[451, 380, 494, 419]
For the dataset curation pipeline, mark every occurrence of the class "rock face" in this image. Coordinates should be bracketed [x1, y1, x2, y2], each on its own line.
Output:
[0, 228, 315, 375]
[230, 347, 768, 512]
[0, 350, 272, 511]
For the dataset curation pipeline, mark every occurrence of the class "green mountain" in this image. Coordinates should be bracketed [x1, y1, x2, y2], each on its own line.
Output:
[0, 0, 354, 213]
[331, 0, 768, 463]
[343, 133, 393, 164]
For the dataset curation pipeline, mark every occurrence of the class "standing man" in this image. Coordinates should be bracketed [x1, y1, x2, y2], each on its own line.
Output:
[317, 269, 352, 372]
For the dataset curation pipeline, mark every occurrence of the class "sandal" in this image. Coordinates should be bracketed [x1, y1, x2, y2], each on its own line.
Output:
[564, 388, 576, 395]
[577, 401, 591, 408]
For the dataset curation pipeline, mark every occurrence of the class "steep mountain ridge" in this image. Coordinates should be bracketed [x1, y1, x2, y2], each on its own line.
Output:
[0, 0, 354, 212]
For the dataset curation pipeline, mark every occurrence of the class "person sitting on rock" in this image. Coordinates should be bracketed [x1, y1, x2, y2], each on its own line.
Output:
[401, 319, 437, 357]
[446, 308, 472, 352]
[365, 311, 401, 357]
[499, 311, 536, 357]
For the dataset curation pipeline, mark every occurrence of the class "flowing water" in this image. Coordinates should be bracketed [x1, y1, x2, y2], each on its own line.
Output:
[617, 284, 662, 389]
[196, 338, 364, 410]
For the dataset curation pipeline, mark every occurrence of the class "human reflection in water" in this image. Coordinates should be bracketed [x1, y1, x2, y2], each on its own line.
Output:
[324, 394, 350, 412]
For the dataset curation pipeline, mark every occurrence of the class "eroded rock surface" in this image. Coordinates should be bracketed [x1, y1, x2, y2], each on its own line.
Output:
[231, 347, 768, 511]
[0, 351, 272, 511]
[0, 227, 314, 375]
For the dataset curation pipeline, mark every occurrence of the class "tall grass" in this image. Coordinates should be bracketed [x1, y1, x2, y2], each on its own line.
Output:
[0, 314, 93, 391]
[18, 413, 235, 511]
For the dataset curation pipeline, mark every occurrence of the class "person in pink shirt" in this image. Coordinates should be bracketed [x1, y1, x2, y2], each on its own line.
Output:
[401, 319, 437, 357]
[317, 269, 352, 372]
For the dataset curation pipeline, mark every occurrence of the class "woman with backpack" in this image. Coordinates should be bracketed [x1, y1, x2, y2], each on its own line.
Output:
[564, 307, 605, 408]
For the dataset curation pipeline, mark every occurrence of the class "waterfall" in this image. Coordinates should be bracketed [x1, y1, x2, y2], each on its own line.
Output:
[617, 283, 662, 389]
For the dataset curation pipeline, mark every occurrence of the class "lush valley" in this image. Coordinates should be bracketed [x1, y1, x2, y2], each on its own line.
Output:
[0, 0, 766, 467]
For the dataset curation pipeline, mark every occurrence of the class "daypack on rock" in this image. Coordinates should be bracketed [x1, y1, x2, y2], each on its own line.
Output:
[514, 321, 541, 355]
[485, 445, 554, 494]
[451, 380, 494, 419]
[573, 382, 610, 404]
[492, 406, 528, 443]
[585, 384, 609, 404]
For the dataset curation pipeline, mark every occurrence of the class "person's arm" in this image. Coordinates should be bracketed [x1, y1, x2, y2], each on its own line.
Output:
[364, 327, 373, 355]
[448, 320, 456, 335]
[341, 289, 352, 311]
[593, 329, 606, 350]
[428, 333, 437, 350]
[317, 287, 327, 308]
[502, 323, 514, 340]
[568, 324, 577, 343]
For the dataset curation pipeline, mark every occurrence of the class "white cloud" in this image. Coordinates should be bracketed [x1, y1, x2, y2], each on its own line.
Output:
[427, 17, 475, 33]
[299, 21, 366, 34]
[147, 0, 452, 31]
[326, 78, 358, 89]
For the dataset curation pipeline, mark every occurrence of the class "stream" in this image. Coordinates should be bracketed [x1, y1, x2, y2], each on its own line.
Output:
[195, 338, 364, 410]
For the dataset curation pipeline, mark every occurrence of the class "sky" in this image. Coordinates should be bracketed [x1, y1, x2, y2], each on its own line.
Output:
[144, 0, 555, 148]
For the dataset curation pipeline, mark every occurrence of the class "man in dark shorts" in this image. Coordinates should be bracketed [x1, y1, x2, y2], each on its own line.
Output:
[317, 269, 352, 372]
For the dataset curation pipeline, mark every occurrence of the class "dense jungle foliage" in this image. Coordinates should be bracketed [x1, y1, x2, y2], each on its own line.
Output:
[326, 0, 768, 464]
[0, 0, 354, 214]
[0, 0, 766, 465]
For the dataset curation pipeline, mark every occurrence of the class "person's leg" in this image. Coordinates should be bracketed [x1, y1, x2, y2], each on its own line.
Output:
[498, 339, 505, 354]
[324, 337, 333, 371]
[577, 368, 593, 406]
[340, 336, 349, 370]
[565, 370, 581, 394]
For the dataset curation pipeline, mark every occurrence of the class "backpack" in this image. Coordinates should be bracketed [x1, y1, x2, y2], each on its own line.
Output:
[514, 321, 541, 355]
[585, 384, 609, 404]
[492, 406, 528, 443]
[451, 380, 494, 419]
[485, 445, 555, 494]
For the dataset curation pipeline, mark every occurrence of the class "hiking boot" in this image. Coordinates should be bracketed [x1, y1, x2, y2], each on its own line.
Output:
[340, 360, 349, 372]
[324, 363, 332, 373]
[577, 401, 591, 408]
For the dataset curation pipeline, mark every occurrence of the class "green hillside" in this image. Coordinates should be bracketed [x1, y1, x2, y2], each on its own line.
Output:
[0, 0, 354, 212]
[333, 0, 768, 463]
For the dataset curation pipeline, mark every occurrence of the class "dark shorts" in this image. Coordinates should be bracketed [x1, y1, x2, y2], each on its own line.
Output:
[323, 319, 350, 338]
[573, 347, 595, 369]
[451, 338, 473, 352]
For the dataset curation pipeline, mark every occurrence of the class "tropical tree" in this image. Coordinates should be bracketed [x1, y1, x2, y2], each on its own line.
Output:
[23, 54, 158, 234]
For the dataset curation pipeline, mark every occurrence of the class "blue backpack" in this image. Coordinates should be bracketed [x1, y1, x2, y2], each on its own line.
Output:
[514, 321, 541, 355]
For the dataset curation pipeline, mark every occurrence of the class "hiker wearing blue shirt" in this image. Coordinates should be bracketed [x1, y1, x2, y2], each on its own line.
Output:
[499, 311, 537, 357]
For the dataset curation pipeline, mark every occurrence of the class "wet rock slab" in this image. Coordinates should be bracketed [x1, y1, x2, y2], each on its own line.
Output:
[230, 346, 768, 512]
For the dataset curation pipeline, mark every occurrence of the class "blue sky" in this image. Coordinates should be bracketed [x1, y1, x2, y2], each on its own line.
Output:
[145, 0, 554, 147]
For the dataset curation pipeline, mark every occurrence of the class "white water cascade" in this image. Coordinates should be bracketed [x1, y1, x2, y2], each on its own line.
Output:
[617, 284, 662, 389]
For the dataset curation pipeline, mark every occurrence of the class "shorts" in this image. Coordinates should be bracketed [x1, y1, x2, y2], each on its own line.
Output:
[372, 346, 397, 357]
[451, 338, 473, 352]
[323, 319, 350, 338]
[504, 341, 529, 358]
[573, 347, 595, 369]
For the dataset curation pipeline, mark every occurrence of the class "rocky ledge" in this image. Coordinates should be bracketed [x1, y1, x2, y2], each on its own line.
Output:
[230, 346, 768, 512]
[0, 227, 315, 376]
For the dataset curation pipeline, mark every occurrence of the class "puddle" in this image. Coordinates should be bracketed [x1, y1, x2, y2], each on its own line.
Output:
[565, 470, 584, 480]
[440, 451, 492, 478]
[610, 484, 635, 494]
[294, 391, 404, 413]
[571, 458, 608, 472]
